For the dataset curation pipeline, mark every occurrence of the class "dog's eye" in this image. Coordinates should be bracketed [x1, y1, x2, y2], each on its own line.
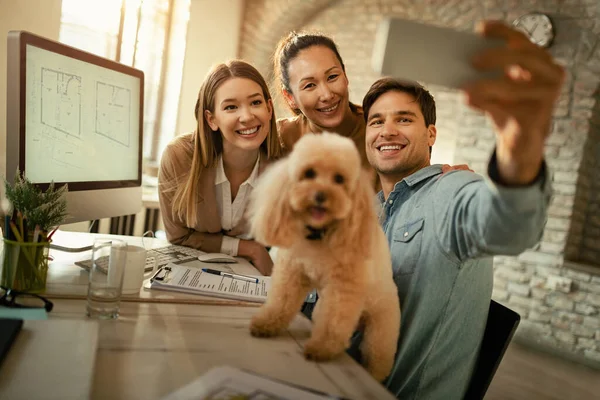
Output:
[303, 168, 316, 179]
[334, 174, 344, 184]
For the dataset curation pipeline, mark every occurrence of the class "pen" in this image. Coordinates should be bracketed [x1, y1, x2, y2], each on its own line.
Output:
[10, 221, 23, 242]
[47, 226, 59, 240]
[22, 215, 28, 241]
[201, 268, 259, 283]
[4, 215, 11, 239]
[33, 225, 40, 243]
[17, 211, 24, 240]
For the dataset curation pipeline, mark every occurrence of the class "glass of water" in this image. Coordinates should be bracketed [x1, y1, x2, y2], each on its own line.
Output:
[86, 238, 127, 319]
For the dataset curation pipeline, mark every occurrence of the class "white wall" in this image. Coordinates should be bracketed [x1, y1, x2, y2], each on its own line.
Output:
[0, 0, 63, 181]
[174, 0, 244, 138]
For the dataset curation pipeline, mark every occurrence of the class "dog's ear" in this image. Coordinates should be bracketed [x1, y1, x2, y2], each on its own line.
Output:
[330, 168, 377, 257]
[247, 158, 296, 247]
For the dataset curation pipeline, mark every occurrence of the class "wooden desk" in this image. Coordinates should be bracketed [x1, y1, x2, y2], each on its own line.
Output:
[5, 231, 396, 399]
[45, 299, 395, 399]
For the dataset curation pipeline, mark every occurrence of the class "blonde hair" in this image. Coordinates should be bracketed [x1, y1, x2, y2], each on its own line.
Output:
[171, 60, 282, 226]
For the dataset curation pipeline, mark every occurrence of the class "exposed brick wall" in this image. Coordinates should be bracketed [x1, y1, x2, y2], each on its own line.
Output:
[575, 96, 600, 264]
[238, 0, 339, 82]
[240, 0, 600, 367]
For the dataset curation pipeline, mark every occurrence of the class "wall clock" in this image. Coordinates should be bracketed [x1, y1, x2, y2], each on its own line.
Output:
[512, 12, 555, 48]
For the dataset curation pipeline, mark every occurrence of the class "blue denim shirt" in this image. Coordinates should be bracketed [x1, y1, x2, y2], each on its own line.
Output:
[349, 155, 551, 400]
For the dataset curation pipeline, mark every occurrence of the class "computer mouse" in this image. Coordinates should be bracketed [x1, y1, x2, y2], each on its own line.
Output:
[197, 253, 237, 263]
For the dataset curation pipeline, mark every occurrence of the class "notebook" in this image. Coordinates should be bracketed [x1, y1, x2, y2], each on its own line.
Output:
[149, 263, 317, 304]
[0, 307, 48, 320]
[0, 318, 23, 367]
[0, 319, 98, 399]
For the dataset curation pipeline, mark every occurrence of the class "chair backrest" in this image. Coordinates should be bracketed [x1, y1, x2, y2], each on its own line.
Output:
[463, 300, 520, 400]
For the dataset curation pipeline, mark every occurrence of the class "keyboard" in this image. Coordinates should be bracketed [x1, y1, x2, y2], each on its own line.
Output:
[75, 244, 209, 274]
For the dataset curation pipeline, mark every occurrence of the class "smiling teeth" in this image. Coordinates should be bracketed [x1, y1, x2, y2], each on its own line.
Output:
[379, 145, 401, 151]
[238, 127, 259, 135]
[320, 103, 338, 112]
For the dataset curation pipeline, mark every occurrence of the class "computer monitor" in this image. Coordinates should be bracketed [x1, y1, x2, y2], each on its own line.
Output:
[5, 31, 144, 225]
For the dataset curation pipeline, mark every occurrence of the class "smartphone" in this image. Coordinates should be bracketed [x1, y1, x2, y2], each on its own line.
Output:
[372, 18, 505, 89]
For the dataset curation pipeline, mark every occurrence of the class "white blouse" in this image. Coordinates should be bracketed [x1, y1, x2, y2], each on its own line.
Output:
[214, 155, 260, 256]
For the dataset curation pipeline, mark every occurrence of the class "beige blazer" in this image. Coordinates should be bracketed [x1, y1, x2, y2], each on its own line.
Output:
[158, 132, 271, 253]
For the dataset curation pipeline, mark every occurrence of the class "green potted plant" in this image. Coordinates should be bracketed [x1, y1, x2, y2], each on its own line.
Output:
[1, 171, 68, 292]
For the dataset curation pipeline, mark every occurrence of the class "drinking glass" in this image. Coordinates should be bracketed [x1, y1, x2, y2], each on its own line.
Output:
[86, 238, 127, 319]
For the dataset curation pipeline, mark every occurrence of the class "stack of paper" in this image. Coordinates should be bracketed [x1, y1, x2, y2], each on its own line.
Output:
[150, 263, 270, 303]
[162, 365, 345, 400]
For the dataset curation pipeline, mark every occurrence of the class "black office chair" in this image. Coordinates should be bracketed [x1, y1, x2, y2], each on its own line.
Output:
[463, 300, 520, 400]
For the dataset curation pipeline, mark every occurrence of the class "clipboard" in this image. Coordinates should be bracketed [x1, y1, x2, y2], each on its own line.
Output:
[149, 263, 270, 303]
[149, 264, 317, 304]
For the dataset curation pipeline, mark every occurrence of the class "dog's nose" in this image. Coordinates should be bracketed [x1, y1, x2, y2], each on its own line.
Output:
[314, 191, 326, 204]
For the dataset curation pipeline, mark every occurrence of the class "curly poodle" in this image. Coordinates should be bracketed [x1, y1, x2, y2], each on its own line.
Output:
[247, 132, 401, 382]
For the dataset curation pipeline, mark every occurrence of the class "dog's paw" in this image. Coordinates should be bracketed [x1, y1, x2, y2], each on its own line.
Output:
[367, 364, 392, 383]
[303, 339, 345, 362]
[363, 351, 395, 382]
[249, 314, 284, 338]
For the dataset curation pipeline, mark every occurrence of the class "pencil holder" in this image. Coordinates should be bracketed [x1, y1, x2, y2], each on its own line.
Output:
[0, 239, 51, 293]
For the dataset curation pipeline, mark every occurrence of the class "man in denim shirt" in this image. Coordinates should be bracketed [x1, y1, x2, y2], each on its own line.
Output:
[348, 22, 565, 399]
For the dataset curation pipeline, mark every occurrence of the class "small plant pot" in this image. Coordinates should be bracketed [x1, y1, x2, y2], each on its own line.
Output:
[0, 239, 51, 293]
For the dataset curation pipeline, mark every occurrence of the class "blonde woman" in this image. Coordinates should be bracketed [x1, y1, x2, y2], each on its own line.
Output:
[158, 60, 282, 275]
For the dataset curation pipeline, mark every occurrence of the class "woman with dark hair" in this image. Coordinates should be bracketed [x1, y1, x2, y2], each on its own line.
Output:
[273, 31, 369, 166]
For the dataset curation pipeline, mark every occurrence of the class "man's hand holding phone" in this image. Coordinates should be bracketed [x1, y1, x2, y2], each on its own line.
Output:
[372, 18, 565, 185]
[464, 20, 564, 186]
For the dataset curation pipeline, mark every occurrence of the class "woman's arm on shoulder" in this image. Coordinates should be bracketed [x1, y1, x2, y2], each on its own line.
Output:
[276, 116, 302, 152]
